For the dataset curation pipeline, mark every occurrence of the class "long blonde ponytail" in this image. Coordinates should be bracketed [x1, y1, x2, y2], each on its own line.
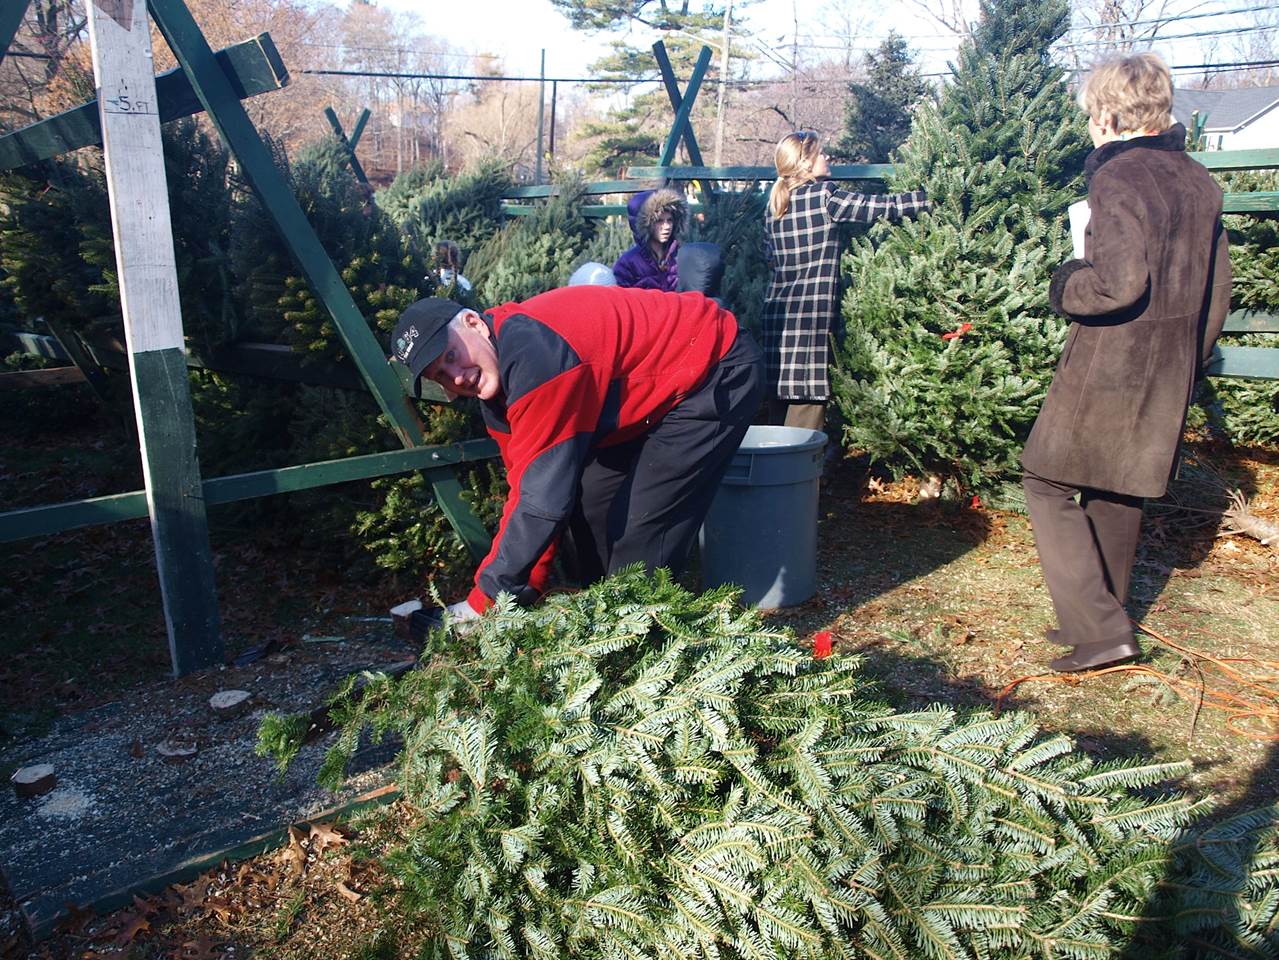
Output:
[768, 131, 823, 219]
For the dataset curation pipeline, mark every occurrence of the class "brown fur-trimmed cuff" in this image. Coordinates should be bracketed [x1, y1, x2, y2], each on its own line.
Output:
[1049, 259, 1089, 317]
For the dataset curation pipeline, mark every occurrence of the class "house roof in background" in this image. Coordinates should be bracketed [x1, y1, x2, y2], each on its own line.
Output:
[1172, 85, 1279, 132]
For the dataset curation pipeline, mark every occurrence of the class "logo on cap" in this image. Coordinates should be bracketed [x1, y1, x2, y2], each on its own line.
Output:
[394, 325, 419, 363]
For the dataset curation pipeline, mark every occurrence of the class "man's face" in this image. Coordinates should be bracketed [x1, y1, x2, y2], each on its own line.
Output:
[651, 212, 675, 245]
[423, 311, 500, 401]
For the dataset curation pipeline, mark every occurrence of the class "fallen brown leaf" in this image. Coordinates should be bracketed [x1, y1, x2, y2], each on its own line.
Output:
[204, 896, 240, 923]
[178, 936, 228, 959]
[335, 880, 362, 903]
[279, 824, 308, 879]
[308, 820, 351, 853]
[112, 914, 149, 946]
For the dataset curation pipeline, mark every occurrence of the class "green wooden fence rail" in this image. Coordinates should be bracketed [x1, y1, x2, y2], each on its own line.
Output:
[0, 439, 498, 543]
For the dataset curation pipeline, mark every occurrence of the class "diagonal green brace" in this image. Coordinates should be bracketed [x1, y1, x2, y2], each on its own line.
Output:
[0, 33, 288, 171]
[658, 45, 712, 169]
[146, 0, 491, 561]
[0, 0, 32, 69]
[349, 107, 370, 149]
[652, 41, 712, 206]
[324, 105, 369, 185]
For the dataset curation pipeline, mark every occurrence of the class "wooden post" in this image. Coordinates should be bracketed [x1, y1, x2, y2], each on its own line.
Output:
[86, 0, 223, 676]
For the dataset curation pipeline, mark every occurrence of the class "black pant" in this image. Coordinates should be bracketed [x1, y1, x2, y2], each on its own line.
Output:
[566, 334, 764, 585]
[1022, 470, 1144, 647]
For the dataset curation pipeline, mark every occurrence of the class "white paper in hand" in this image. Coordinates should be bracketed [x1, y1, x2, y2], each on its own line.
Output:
[1068, 200, 1090, 259]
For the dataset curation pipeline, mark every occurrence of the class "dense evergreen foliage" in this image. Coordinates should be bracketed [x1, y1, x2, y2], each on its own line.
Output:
[260, 569, 1279, 958]
[832, 0, 1088, 493]
[835, 33, 930, 165]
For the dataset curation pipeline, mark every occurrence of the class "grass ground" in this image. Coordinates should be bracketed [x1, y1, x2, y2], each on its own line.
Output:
[3, 406, 1276, 958]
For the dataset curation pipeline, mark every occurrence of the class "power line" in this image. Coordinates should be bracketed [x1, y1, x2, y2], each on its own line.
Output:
[790, 1, 1275, 43]
[1059, 21, 1278, 48]
[1169, 57, 1279, 70]
[295, 41, 500, 60]
[303, 68, 656, 85]
[1070, 2, 1276, 32]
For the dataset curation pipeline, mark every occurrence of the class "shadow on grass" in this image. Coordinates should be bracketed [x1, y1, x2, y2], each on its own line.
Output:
[1129, 441, 1268, 626]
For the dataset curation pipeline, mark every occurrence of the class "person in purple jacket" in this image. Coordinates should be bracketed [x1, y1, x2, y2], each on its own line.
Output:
[612, 188, 687, 290]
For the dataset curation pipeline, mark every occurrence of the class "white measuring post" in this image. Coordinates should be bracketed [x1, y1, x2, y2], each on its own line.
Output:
[86, 0, 222, 675]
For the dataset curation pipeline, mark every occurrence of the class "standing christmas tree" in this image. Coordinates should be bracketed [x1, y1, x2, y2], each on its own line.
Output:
[832, 0, 1090, 493]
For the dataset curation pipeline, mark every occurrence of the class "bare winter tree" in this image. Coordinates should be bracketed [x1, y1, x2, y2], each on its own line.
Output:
[0, 0, 91, 132]
[1058, 0, 1190, 73]
[445, 68, 542, 177]
[1212, 8, 1279, 87]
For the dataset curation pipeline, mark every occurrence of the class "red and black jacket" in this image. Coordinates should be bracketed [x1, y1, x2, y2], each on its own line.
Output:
[466, 285, 739, 612]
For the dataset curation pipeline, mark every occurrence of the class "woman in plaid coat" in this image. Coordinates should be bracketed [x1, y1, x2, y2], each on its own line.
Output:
[764, 131, 929, 430]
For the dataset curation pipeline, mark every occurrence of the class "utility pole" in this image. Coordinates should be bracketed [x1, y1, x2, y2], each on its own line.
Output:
[714, 0, 732, 165]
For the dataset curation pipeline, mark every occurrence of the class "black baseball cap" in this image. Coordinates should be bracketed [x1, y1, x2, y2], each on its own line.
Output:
[390, 298, 465, 398]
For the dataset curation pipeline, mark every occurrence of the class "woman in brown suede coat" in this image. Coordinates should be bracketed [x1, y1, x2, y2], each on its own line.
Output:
[1021, 52, 1232, 673]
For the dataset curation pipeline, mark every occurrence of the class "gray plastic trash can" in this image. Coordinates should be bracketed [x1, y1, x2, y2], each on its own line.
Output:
[699, 425, 827, 609]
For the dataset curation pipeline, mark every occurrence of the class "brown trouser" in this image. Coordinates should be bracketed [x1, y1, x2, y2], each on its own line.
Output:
[1022, 471, 1144, 647]
[767, 399, 825, 431]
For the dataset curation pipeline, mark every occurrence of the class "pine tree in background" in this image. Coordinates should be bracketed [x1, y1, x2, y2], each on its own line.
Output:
[465, 176, 597, 305]
[253, 137, 427, 363]
[0, 158, 111, 340]
[385, 160, 512, 276]
[835, 33, 929, 164]
[260, 569, 1279, 958]
[832, 0, 1090, 494]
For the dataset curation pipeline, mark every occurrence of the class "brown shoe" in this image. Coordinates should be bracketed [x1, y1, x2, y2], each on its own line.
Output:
[1050, 639, 1140, 673]
[1045, 628, 1074, 647]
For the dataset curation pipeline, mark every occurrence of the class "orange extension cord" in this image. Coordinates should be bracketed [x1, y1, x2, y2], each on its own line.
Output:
[994, 622, 1279, 740]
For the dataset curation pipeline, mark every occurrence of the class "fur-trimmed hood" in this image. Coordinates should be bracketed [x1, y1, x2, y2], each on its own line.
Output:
[626, 188, 687, 243]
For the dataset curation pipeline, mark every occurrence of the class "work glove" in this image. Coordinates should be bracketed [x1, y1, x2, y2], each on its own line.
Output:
[445, 599, 482, 633]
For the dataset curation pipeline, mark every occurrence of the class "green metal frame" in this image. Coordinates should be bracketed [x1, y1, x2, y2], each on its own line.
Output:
[651, 41, 713, 206]
[323, 105, 370, 185]
[0, 1, 497, 668]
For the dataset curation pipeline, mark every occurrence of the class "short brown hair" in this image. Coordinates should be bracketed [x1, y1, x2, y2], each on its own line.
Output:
[1078, 53, 1173, 134]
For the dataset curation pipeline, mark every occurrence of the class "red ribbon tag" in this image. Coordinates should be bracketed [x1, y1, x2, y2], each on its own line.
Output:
[813, 631, 833, 659]
[941, 322, 973, 341]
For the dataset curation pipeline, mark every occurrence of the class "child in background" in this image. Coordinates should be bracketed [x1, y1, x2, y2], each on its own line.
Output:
[612, 188, 687, 291]
[1022, 53, 1230, 673]
[433, 240, 472, 297]
[763, 131, 928, 431]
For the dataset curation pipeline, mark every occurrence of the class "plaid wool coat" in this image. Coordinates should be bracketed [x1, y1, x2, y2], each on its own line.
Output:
[763, 181, 928, 400]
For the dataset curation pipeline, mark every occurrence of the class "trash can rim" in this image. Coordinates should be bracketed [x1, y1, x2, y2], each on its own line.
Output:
[735, 424, 827, 456]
